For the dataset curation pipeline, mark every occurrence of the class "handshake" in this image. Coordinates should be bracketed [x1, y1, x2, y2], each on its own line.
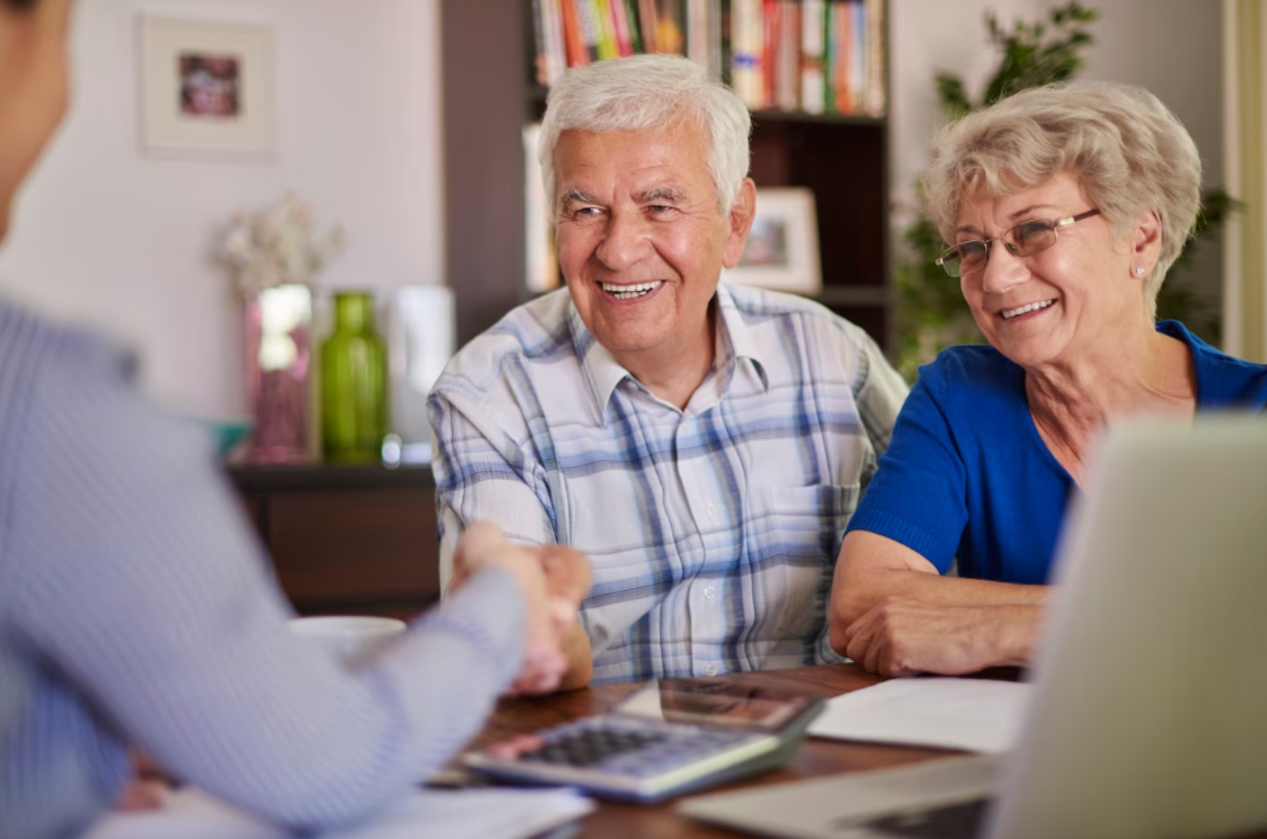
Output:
[449, 523, 593, 695]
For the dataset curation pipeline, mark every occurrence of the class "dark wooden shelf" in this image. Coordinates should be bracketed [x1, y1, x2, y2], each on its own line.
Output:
[227, 462, 440, 619]
[815, 286, 891, 307]
[750, 109, 886, 127]
[227, 461, 433, 492]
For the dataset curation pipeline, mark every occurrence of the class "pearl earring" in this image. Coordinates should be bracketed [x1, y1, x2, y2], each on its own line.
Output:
[1134, 267, 1145, 277]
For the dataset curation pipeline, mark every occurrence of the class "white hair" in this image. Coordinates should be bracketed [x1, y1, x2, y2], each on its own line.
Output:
[923, 81, 1202, 316]
[538, 54, 751, 214]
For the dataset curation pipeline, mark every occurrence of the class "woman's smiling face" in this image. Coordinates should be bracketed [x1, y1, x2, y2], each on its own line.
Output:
[954, 171, 1148, 371]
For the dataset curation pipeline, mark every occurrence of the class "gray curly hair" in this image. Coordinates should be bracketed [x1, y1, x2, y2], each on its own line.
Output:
[923, 81, 1202, 316]
[538, 54, 752, 215]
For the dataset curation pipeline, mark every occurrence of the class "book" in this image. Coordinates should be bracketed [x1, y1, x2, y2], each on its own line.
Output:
[864, 0, 886, 115]
[575, 0, 604, 62]
[730, 0, 763, 108]
[638, 0, 659, 52]
[654, 0, 684, 55]
[800, 0, 825, 114]
[687, 0, 709, 71]
[592, 0, 620, 60]
[610, 0, 634, 56]
[775, 0, 800, 111]
[532, 0, 550, 86]
[560, 0, 590, 66]
[850, 0, 867, 116]
[538, 0, 567, 85]
[762, 0, 778, 108]
[831, 2, 851, 114]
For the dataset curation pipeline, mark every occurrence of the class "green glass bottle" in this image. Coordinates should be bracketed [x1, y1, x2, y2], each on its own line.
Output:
[320, 291, 387, 463]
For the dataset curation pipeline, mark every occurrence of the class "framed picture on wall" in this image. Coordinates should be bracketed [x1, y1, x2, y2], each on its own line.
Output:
[722, 187, 822, 294]
[138, 13, 275, 158]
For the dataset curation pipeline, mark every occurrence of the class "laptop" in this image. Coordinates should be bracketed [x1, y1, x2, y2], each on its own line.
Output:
[679, 415, 1267, 839]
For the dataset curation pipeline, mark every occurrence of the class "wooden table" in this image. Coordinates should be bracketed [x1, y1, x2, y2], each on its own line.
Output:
[467, 664, 974, 838]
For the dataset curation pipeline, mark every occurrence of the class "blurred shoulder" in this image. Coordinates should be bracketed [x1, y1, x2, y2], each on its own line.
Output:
[431, 289, 577, 406]
[0, 297, 136, 395]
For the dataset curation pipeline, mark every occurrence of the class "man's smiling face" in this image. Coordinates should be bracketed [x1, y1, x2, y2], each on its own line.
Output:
[552, 123, 751, 373]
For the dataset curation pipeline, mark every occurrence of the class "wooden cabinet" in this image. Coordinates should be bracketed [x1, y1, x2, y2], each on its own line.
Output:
[441, 1, 893, 351]
[228, 464, 440, 620]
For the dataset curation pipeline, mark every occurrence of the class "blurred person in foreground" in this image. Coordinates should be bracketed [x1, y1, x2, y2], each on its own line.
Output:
[429, 54, 908, 688]
[0, 1, 590, 837]
[830, 81, 1267, 677]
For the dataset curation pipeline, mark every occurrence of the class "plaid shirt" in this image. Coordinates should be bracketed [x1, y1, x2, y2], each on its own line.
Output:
[429, 283, 908, 684]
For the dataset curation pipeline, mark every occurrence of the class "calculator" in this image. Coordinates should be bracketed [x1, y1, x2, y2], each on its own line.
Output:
[463, 677, 825, 803]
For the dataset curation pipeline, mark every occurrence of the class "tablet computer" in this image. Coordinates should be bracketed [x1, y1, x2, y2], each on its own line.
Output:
[463, 677, 825, 803]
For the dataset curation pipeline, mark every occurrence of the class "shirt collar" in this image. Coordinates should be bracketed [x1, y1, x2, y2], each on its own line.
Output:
[569, 283, 771, 425]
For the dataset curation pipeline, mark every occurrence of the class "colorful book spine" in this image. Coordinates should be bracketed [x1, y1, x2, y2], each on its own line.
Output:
[832, 2, 851, 114]
[537, 0, 886, 119]
[800, 0, 826, 115]
[730, 0, 764, 109]
[541, 0, 568, 84]
[592, 0, 620, 60]
[637, 0, 659, 52]
[706, 0, 723, 81]
[574, 0, 604, 62]
[532, 0, 549, 86]
[687, 0, 709, 71]
[560, 0, 590, 66]
[864, 0, 886, 116]
[618, 0, 640, 55]
[850, 1, 867, 115]
[762, 0, 778, 109]
[654, 0, 684, 55]
[775, 0, 800, 112]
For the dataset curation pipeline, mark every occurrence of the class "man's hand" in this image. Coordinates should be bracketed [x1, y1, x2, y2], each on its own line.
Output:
[841, 598, 1039, 678]
[451, 523, 591, 694]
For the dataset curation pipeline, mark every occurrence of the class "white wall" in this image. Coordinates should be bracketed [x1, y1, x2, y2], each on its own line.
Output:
[0, 0, 444, 419]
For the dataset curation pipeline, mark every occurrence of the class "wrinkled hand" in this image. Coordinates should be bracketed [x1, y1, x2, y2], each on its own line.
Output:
[842, 598, 1017, 678]
[452, 523, 591, 695]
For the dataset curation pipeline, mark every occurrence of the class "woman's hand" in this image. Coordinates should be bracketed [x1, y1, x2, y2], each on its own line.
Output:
[842, 598, 1039, 677]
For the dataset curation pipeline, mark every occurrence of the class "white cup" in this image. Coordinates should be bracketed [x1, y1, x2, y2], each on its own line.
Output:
[289, 615, 407, 666]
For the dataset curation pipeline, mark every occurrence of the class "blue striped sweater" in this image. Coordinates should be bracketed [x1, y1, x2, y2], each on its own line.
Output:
[0, 297, 526, 838]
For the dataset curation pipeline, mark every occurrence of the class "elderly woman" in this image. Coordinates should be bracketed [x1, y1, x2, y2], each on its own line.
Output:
[829, 81, 1267, 677]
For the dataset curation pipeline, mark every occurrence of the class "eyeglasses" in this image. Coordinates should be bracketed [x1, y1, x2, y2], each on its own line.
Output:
[935, 208, 1101, 278]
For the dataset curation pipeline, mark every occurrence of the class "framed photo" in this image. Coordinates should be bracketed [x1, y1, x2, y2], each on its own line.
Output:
[138, 13, 275, 158]
[723, 187, 822, 294]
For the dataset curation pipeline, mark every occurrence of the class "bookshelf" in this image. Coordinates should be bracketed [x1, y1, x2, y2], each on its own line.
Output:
[440, 1, 892, 353]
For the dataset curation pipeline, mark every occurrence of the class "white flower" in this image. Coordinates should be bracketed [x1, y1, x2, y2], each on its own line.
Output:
[216, 193, 345, 296]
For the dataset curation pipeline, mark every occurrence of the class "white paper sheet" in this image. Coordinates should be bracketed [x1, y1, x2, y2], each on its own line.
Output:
[807, 677, 1034, 754]
[85, 785, 594, 839]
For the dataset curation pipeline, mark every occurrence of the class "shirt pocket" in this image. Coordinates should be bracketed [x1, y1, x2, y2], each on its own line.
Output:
[741, 484, 859, 641]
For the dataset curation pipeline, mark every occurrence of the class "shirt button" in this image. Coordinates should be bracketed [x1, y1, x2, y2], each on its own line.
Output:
[704, 663, 718, 676]
[704, 503, 717, 518]
[702, 586, 715, 600]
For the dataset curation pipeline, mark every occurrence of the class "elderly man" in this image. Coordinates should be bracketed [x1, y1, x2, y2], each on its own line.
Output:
[430, 54, 907, 687]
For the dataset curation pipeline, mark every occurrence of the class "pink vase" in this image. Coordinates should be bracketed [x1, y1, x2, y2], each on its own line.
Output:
[244, 284, 313, 463]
